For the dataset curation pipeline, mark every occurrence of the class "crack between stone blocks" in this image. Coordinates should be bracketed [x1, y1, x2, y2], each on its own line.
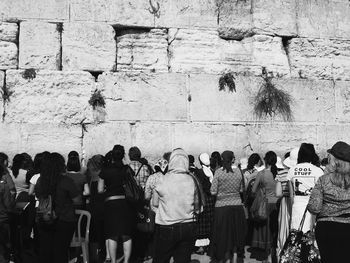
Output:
[281, 36, 293, 74]
[56, 22, 63, 70]
[16, 21, 20, 69]
[186, 74, 191, 123]
[2, 71, 6, 122]
[167, 28, 179, 72]
[79, 119, 88, 163]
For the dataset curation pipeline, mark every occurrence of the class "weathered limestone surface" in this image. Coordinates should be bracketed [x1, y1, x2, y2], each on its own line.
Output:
[169, 29, 290, 76]
[335, 81, 350, 123]
[317, 125, 350, 155]
[62, 23, 116, 71]
[19, 22, 60, 70]
[0, 0, 69, 21]
[297, 0, 350, 40]
[189, 74, 259, 122]
[19, 124, 82, 159]
[289, 38, 350, 80]
[0, 22, 18, 42]
[117, 29, 168, 72]
[69, 0, 154, 27]
[217, 0, 253, 40]
[0, 70, 4, 115]
[156, 0, 217, 29]
[83, 122, 132, 160]
[5, 70, 95, 124]
[97, 72, 187, 121]
[189, 74, 335, 123]
[0, 41, 17, 69]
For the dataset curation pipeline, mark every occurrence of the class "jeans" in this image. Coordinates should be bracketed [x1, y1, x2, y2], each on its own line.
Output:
[153, 222, 196, 263]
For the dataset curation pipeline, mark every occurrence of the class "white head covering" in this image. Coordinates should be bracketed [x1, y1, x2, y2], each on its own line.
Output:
[240, 158, 248, 170]
[276, 156, 284, 169]
[283, 147, 299, 168]
[199, 153, 213, 183]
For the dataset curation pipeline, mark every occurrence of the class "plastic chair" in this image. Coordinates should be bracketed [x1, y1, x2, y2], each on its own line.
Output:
[70, 209, 91, 263]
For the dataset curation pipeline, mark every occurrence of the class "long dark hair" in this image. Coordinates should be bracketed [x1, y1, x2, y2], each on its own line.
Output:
[298, 143, 317, 164]
[36, 153, 66, 197]
[0, 153, 8, 170]
[11, 154, 25, 178]
[210, 151, 222, 171]
[221, 151, 234, 173]
[67, 151, 81, 172]
[264, 151, 277, 178]
[247, 153, 262, 170]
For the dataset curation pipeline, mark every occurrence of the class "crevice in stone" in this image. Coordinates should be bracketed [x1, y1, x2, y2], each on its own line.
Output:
[113, 26, 152, 37]
[88, 71, 103, 82]
[56, 22, 63, 70]
[167, 28, 179, 72]
[218, 29, 255, 41]
[16, 21, 20, 69]
[281, 36, 293, 73]
[79, 119, 88, 164]
[2, 71, 7, 122]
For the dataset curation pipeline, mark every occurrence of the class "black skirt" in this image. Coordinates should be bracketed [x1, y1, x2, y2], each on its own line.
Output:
[104, 199, 136, 240]
[196, 194, 215, 239]
[210, 205, 247, 261]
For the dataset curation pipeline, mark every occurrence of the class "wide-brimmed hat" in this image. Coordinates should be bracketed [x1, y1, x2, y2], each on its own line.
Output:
[276, 156, 284, 169]
[283, 147, 299, 168]
[327, 141, 350, 162]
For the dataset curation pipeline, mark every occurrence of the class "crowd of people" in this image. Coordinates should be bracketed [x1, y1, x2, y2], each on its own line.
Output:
[0, 141, 350, 263]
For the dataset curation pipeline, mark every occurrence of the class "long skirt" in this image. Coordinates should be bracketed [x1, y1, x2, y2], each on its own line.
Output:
[196, 194, 215, 239]
[251, 202, 278, 251]
[290, 195, 315, 232]
[210, 205, 247, 260]
[276, 197, 292, 256]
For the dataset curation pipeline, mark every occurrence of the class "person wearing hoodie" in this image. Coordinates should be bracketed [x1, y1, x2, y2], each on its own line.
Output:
[152, 148, 203, 263]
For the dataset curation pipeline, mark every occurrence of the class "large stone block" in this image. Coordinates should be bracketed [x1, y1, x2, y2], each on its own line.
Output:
[173, 123, 212, 156]
[69, 0, 154, 27]
[189, 74, 259, 122]
[210, 124, 252, 157]
[253, 0, 297, 36]
[116, 29, 168, 72]
[19, 124, 82, 160]
[217, 0, 253, 40]
[289, 38, 350, 80]
[0, 41, 17, 69]
[316, 124, 350, 156]
[5, 70, 95, 124]
[156, 0, 217, 29]
[297, 0, 350, 40]
[0, 0, 69, 22]
[131, 122, 172, 163]
[97, 72, 187, 121]
[0, 123, 22, 159]
[169, 29, 290, 76]
[250, 123, 318, 156]
[0, 22, 18, 42]
[62, 22, 116, 71]
[271, 78, 336, 123]
[83, 122, 132, 159]
[335, 81, 350, 122]
[19, 22, 60, 70]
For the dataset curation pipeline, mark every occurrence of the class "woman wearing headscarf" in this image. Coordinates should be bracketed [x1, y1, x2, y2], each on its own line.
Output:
[209, 151, 246, 263]
[251, 151, 279, 263]
[193, 153, 215, 253]
[152, 148, 202, 263]
[307, 141, 350, 263]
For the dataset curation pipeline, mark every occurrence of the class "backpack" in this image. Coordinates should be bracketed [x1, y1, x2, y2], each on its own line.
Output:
[123, 165, 144, 204]
[36, 194, 56, 224]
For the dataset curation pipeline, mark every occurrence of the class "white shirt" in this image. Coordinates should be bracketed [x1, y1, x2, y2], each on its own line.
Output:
[287, 163, 323, 194]
[11, 169, 28, 195]
[29, 173, 40, 185]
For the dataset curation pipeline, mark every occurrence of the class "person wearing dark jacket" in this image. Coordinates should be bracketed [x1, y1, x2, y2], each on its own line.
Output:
[0, 165, 15, 263]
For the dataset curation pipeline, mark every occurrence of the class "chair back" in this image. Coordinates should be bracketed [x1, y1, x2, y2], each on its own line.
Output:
[73, 209, 91, 243]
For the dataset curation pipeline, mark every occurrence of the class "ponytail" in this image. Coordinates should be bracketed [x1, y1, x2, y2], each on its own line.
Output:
[271, 164, 277, 179]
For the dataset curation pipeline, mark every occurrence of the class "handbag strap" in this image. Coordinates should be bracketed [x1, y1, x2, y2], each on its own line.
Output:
[298, 206, 309, 231]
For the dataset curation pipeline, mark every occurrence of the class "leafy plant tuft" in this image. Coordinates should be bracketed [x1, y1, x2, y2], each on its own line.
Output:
[89, 90, 106, 109]
[22, 68, 36, 80]
[219, 72, 236, 92]
[254, 67, 293, 121]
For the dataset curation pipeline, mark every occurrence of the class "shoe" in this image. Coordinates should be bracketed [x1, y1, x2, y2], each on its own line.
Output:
[104, 258, 111, 263]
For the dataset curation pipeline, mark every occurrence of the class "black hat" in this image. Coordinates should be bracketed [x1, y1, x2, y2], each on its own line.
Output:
[327, 141, 350, 162]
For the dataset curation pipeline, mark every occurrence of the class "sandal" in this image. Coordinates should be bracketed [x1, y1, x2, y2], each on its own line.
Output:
[104, 258, 112, 263]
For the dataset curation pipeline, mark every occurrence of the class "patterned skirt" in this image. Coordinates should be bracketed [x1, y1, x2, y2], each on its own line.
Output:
[196, 194, 215, 239]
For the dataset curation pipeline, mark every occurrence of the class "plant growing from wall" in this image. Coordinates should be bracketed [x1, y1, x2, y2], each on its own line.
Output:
[89, 89, 106, 123]
[22, 68, 36, 80]
[253, 67, 293, 121]
[219, 72, 236, 92]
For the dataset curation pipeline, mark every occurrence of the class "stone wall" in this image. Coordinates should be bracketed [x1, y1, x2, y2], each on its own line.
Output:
[0, 0, 349, 163]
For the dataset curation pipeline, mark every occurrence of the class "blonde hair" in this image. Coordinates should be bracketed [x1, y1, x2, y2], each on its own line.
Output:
[329, 154, 350, 189]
